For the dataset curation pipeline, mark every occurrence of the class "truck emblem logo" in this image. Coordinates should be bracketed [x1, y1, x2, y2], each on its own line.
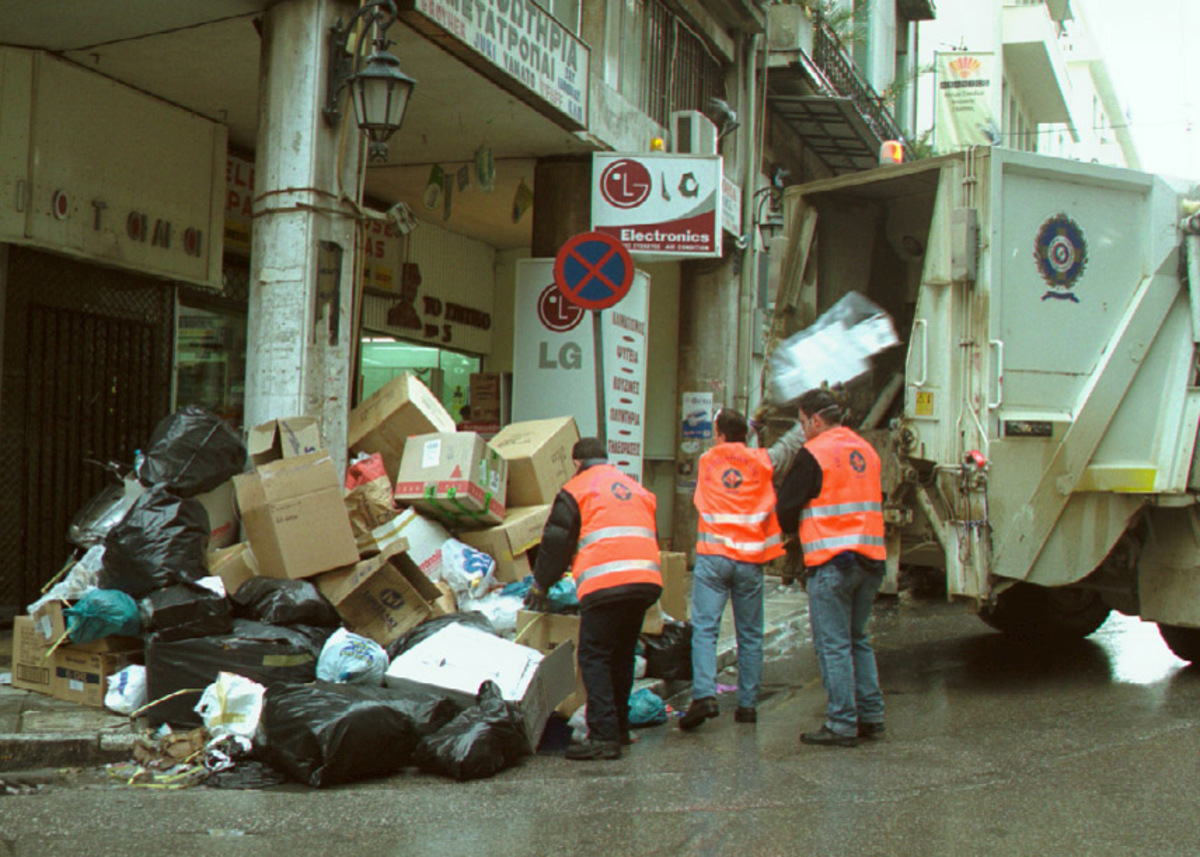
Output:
[849, 451, 867, 473]
[721, 468, 744, 490]
[611, 482, 632, 501]
[1034, 213, 1087, 303]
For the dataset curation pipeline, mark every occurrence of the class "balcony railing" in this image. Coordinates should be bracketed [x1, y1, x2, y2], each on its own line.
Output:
[810, 10, 906, 147]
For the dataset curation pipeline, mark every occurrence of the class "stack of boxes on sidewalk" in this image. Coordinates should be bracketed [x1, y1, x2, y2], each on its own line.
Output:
[9, 373, 690, 785]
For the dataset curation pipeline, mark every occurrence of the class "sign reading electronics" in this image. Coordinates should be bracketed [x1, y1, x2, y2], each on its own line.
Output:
[405, 0, 588, 129]
[591, 153, 723, 259]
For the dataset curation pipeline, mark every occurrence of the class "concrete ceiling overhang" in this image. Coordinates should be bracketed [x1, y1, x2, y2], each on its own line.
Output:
[2, 0, 596, 248]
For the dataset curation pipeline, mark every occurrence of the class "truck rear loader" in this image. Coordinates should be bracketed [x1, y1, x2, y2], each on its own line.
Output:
[773, 147, 1200, 659]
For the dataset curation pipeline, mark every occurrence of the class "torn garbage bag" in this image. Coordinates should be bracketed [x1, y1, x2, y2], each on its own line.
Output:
[144, 619, 326, 728]
[413, 680, 530, 781]
[136, 405, 248, 497]
[261, 680, 462, 788]
[230, 577, 340, 628]
[99, 486, 210, 598]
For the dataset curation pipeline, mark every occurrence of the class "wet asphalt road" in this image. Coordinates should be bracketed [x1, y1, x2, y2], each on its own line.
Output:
[3, 595, 1199, 856]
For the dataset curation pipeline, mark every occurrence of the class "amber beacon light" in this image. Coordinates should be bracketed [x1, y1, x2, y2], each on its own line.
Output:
[879, 140, 904, 164]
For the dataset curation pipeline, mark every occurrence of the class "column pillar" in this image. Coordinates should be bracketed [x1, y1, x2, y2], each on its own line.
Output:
[245, 0, 363, 468]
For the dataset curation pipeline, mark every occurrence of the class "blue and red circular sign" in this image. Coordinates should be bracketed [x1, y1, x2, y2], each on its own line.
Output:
[553, 231, 634, 311]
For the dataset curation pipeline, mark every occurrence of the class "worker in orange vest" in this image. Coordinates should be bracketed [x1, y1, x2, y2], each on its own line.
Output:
[679, 407, 804, 731]
[528, 437, 663, 760]
[776, 388, 886, 748]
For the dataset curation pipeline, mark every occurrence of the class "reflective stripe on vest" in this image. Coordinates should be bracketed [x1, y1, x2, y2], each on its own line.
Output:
[563, 464, 662, 600]
[693, 443, 784, 563]
[798, 427, 886, 567]
[698, 531, 784, 553]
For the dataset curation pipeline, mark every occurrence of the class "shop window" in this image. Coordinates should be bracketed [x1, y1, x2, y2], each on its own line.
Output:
[175, 304, 247, 429]
[548, 0, 580, 32]
[361, 338, 481, 424]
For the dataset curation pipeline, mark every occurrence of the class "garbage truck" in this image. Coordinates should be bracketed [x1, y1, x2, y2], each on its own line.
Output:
[771, 146, 1200, 659]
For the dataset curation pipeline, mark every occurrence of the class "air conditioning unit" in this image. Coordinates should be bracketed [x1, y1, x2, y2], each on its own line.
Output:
[670, 110, 718, 156]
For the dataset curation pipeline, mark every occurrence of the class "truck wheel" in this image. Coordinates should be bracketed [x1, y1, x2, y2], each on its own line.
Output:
[1157, 624, 1200, 663]
[978, 583, 1111, 640]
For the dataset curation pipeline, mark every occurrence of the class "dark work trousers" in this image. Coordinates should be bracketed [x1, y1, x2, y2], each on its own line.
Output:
[577, 596, 652, 745]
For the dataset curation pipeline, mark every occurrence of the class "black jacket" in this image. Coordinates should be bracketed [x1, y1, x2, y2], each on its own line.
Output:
[532, 462, 662, 610]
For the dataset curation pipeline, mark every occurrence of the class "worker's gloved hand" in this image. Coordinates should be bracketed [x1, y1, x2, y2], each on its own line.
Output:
[523, 583, 550, 612]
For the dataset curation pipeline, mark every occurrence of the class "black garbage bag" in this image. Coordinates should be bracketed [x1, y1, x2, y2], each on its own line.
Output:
[641, 620, 693, 681]
[137, 405, 247, 497]
[412, 681, 530, 781]
[140, 582, 233, 643]
[144, 619, 326, 728]
[386, 611, 497, 661]
[99, 486, 210, 598]
[231, 578, 341, 628]
[261, 680, 463, 788]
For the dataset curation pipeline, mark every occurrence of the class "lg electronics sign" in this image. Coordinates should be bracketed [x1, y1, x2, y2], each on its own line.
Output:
[591, 152, 724, 259]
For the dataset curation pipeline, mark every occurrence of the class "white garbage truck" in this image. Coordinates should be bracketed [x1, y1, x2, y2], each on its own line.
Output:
[773, 147, 1200, 659]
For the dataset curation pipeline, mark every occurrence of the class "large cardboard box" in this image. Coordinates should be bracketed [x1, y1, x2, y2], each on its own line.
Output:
[196, 478, 238, 549]
[233, 451, 359, 580]
[659, 551, 690, 622]
[349, 373, 456, 481]
[316, 540, 447, 647]
[458, 504, 550, 583]
[384, 623, 576, 746]
[357, 507, 453, 578]
[207, 542, 259, 595]
[247, 417, 322, 467]
[11, 616, 142, 708]
[394, 432, 507, 528]
[489, 417, 579, 507]
[515, 610, 585, 716]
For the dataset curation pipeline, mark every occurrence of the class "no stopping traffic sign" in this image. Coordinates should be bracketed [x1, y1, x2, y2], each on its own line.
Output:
[553, 231, 635, 311]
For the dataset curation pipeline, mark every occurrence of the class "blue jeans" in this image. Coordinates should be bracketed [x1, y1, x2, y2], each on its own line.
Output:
[690, 553, 764, 708]
[805, 552, 885, 735]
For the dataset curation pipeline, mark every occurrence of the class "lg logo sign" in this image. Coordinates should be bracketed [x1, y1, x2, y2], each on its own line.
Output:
[599, 159, 652, 209]
[536, 283, 584, 371]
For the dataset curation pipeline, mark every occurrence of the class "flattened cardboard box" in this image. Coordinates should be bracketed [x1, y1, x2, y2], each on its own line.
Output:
[316, 539, 448, 647]
[349, 373, 456, 482]
[394, 432, 507, 528]
[458, 504, 550, 583]
[233, 451, 359, 580]
[247, 417, 322, 467]
[489, 417, 579, 507]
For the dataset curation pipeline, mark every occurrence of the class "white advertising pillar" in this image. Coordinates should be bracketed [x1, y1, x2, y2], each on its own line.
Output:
[245, 0, 363, 468]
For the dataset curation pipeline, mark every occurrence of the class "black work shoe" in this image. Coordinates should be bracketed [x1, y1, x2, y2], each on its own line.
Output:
[800, 725, 859, 747]
[679, 698, 719, 731]
[565, 739, 621, 760]
[857, 721, 886, 740]
[734, 706, 757, 723]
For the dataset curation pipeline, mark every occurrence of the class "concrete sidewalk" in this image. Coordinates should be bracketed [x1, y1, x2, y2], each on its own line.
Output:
[0, 581, 809, 772]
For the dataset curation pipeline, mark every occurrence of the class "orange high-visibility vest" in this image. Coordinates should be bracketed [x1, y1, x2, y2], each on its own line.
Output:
[563, 464, 662, 600]
[694, 443, 784, 563]
[799, 426, 885, 567]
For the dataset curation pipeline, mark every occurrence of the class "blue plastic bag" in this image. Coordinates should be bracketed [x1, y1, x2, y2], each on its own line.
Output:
[628, 687, 667, 727]
[503, 576, 578, 613]
[64, 589, 141, 643]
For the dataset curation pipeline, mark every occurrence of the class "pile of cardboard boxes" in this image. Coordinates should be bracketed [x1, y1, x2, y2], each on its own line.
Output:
[12, 372, 691, 752]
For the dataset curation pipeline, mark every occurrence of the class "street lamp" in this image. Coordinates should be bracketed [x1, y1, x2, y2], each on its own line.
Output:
[323, 0, 417, 162]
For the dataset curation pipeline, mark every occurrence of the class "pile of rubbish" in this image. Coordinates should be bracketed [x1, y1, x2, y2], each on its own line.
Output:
[12, 374, 692, 788]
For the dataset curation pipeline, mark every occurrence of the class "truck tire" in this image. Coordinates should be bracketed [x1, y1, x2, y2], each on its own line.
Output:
[978, 583, 1111, 640]
[1157, 624, 1200, 664]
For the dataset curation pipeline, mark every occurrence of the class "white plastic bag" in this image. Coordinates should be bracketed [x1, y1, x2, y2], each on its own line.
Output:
[316, 627, 388, 685]
[195, 671, 266, 739]
[456, 590, 525, 637]
[26, 548, 103, 616]
[104, 664, 147, 715]
[568, 705, 588, 743]
[440, 539, 497, 600]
